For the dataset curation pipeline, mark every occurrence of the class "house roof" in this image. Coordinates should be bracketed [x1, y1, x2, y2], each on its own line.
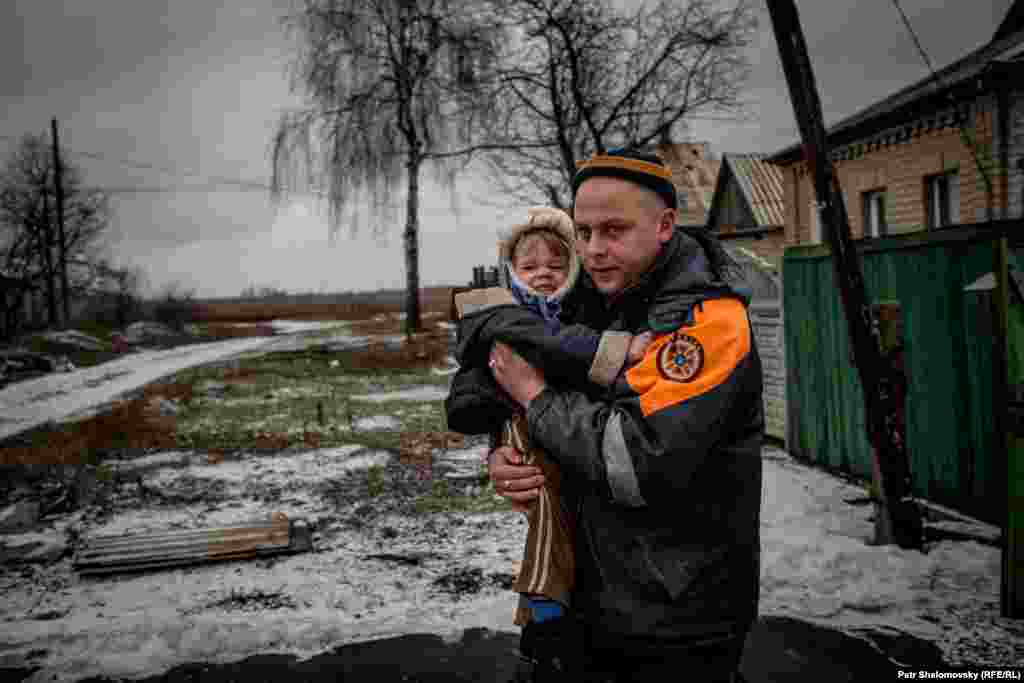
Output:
[707, 154, 786, 228]
[657, 142, 721, 216]
[995, 0, 1024, 42]
[768, 11, 1024, 164]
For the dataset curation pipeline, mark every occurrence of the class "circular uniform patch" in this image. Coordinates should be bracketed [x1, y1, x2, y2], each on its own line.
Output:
[656, 333, 704, 382]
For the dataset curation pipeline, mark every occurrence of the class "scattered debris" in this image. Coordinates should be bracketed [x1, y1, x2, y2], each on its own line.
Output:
[122, 321, 179, 344]
[73, 512, 313, 576]
[432, 567, 516, 597]
[42, 330, 108, 351]
[198, 380, 228, 398]
[0, 531, 68, 564]
[145, 396, 181, 417]
[0, 500, 41, 534]
[0, 350, 75, 385]
[365, 551, 441, 567]
[110, 333, 129, 353]
[189, 588, 299, 615]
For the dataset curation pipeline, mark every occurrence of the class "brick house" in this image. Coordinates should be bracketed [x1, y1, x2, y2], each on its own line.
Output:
[767, 3, 1024, 244]
[706, 153, 787, 275]
[657, 142, 721, 227]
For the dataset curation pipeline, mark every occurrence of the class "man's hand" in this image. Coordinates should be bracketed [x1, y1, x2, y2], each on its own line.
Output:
[489, 341, 547, 408]
[627, 331, 654, 366]
[489, 445, 544, 513]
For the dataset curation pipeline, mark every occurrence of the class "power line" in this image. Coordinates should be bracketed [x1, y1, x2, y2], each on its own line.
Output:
[888, 0, 993, 195]
[889, 0, 936, 74]
[0, 132, 279, 194]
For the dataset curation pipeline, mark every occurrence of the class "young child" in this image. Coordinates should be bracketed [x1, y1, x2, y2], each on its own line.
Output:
[446, 207, 650, 678]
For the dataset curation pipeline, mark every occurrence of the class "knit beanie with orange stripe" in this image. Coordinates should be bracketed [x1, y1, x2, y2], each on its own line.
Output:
[571, 148, 677, 209]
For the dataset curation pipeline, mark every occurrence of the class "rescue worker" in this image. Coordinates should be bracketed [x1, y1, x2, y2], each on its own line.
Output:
[480, 148, 764, 681]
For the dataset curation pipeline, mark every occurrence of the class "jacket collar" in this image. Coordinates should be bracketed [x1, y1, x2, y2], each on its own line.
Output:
[572, 227, 748, 331]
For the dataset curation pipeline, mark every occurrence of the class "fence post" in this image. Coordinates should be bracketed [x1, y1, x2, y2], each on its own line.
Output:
[994, 237, 1023, 618]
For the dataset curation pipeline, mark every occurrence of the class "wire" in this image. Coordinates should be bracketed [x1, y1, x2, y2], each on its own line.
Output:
[889, 0, 936, 74]
[0, 132, 279, 194]
[888, 0, 993, 194]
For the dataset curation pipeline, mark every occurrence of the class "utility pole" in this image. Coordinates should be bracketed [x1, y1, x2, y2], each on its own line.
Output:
[40, 184, 58, 327]
[51, 117, 70, 327]
[767, 0, 923, 549]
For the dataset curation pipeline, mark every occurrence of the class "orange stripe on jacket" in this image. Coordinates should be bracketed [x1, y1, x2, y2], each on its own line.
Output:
[626, 298, 751, 417]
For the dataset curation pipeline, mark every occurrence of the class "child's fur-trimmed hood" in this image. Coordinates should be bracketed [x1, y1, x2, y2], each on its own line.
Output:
[496, 207, 581, 302]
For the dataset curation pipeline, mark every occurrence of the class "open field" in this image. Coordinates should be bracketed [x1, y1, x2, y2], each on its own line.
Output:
[193, 286, 455, 323]
[0, 309, 459, 467]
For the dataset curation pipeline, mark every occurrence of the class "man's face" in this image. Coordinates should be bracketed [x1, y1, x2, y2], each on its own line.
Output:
[572, 177, 676, 298]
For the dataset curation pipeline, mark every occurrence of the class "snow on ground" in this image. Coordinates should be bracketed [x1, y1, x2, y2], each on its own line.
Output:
[0, 337, 279, 442]
[0, 445, 1016, 681]
[758, 448, 1015, 667]
[0, 444, 525, 682]
[265, 320, 350, 335]
[352, 415, 402, 431]
[349, 386, 450, 403]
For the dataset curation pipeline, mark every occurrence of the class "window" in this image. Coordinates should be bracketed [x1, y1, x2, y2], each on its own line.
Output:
[862, 189, 888, 238]
[926, 171, 960, 228]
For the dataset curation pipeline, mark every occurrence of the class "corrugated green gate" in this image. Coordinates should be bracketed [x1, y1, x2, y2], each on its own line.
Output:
[783, 224, 1012, 524]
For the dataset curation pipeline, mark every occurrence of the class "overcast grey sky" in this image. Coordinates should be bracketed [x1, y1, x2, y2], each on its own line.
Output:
[0, 0, 1013, 298]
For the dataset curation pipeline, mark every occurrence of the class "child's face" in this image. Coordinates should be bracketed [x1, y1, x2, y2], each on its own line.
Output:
[513, 237, 568, 296]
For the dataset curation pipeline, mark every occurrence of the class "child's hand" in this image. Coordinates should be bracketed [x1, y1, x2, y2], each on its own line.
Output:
[627, 331, 654, 365]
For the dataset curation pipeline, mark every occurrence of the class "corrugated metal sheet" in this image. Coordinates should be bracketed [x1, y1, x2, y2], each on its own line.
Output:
[727, 155, 786, 228]
[783, 230, 1001, 524]
[73, 512, 312, 576]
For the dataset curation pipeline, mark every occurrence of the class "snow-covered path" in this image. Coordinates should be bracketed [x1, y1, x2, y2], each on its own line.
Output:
[0, 322, 355, 443]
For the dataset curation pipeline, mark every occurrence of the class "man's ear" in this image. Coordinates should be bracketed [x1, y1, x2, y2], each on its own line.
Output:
[657, 208, 677, 243]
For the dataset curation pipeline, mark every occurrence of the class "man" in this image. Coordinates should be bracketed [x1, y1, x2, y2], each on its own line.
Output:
[485, 148, 764, 682]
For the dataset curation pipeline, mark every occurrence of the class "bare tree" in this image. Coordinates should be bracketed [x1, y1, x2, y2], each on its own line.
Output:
[272, 0, 506, 336]
[485, 0, 757, 209]
[0, 133, 110, 333]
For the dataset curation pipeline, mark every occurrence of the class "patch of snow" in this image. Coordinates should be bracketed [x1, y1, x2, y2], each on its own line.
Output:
[123, 321, 178, 342]
[112, 451, 197, 471]
[267, 320, 348, 335]
[144, 446, 382, 486]
[758, 455, 1013, 667]
[435, 444, 489, 480]
[430, 356, 459, 377]
[349, 386, 449, 403]
[926, 519, 1000, 544]
[41, 331, 108, 351]
[353, 415, 401, 431]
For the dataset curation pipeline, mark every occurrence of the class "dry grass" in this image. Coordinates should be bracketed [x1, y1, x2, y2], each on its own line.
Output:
[0, 380, 193, 465]
[341, 328, 452, 372]
[195, 287, 454, 323]
[201, 322, 277, 339]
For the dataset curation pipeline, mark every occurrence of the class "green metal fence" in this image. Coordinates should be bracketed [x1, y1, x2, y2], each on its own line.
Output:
[783, 223, 1016, 525]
